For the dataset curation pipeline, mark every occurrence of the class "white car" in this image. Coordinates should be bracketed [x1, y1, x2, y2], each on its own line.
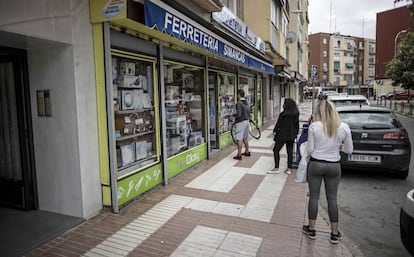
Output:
[326, 94, 370, 107]
[400, 188, 414, 256]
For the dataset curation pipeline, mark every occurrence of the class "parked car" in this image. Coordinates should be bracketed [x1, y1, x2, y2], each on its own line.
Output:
[327, 94, 370, 107]
[322, 90, 339, 98]
[395, 90, 414, 100]
[379, 91, 394, 100]
[386, 90, 414, 100]
[337, 105, 411, 179]
[400, 188, 414, 256]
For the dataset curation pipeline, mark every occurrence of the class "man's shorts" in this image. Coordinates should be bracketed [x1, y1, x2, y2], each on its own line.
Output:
[235, 120, 249, 141]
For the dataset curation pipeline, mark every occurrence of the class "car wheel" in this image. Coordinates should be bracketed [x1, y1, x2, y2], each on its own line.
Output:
[392, 169, 409, 179]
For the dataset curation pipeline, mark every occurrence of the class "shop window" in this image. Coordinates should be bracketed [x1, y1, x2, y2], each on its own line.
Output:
[111, 53, 159, 177]
[164, 62, 205, 157]
[257, 79, 262, 125]
[218, 73, 236, 134]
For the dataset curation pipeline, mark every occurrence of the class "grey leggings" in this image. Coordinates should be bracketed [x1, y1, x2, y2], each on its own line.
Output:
[307, 160, 341, 222]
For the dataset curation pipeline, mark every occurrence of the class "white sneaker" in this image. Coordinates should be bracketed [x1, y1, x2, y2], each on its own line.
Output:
[267, 168, 280, 174]
[285, 169, 291, 175]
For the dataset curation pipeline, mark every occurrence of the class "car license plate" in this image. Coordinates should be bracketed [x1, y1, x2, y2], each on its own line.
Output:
[348, 154, 381, 163]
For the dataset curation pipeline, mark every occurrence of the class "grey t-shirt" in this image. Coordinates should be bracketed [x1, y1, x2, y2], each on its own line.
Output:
[235, 99, 250, 123]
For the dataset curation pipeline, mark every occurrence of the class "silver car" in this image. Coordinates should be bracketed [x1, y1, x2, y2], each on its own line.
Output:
[327, 94, 370, 107]
[400, 188, 414, 256]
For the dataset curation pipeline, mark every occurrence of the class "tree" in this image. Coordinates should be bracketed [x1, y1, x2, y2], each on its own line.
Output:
[386, 32, 414, 90]
[408, 0, 414, 15]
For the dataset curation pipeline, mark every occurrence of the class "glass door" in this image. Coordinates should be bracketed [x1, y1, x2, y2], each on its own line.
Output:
[0, 48, 36, 210]
[208, 72, 218, 149]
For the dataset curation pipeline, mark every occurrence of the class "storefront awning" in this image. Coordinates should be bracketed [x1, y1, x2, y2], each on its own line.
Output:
[144, 0, 275, 75]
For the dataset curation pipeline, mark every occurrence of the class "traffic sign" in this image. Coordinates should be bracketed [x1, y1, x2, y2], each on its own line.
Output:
[312, 65, 318, 78]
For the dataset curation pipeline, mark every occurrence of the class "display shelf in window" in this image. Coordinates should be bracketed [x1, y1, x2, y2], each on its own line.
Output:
[218, 73, 236, 134]
[112, 52, 158, 174]
[163, 62, 206, 157]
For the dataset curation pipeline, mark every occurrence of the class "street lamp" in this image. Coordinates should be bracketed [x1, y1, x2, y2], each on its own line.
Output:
[394, 29, 407, 57]
[392, 29, 408, 106]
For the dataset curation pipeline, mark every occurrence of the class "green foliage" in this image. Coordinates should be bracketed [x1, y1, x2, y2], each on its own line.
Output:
[408, 0, 414, 16]
[386, 32, 414, 90]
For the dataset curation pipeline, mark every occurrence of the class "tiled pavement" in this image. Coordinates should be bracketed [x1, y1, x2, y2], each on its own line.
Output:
[24, 101, 355, 257]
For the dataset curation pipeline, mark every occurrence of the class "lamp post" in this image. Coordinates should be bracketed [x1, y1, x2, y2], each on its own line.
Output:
[394, 29, 407, 57]
[392, 29, 407, 107]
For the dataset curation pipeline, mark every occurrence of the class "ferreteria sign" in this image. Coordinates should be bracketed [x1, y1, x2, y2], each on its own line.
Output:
[212, 6, 265, 54]
[144, 0, 274, 75]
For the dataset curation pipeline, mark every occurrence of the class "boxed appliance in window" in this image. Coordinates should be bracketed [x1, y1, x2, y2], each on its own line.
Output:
[120, 143, 135, 166]
[121, 89, 144, 110]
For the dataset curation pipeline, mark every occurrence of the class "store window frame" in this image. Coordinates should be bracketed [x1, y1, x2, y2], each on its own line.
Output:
[163, 60, 207, 159]
[110, 50, 161, 179]
[256, 78, 263, 126]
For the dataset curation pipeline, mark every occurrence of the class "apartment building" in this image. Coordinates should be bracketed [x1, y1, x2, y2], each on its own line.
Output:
[309, 32, 375, 96]
[286, 0, 310, 102]
[244, 0, 309, 114]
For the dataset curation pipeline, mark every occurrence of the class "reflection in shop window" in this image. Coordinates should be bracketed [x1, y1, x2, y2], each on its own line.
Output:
[164, 62, 205, 157]
[218, 73, 236, 134]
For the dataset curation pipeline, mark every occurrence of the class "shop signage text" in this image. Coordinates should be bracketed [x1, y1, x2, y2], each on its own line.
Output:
[164, 13, 219, 53]
[144, 0, 275, 75]
[212, 6, 265, 54]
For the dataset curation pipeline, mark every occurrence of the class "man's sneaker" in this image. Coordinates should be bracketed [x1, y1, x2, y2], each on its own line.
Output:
[242, 151, 251, 156]
[302, 225, 316, 240]
[285, 168, 291, 175]
[330, 231, 342, 244]
[233, 155, 242, 160]
[267, 168, 280, 174]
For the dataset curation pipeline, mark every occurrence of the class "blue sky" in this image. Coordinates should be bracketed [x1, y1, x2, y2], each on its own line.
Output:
[308, 0, 411, 39]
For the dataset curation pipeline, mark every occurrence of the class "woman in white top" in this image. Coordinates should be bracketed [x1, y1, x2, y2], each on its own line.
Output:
[302, 100, 353, 244]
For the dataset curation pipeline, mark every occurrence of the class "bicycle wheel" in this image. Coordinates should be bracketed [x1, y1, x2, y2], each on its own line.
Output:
[231, 123, 237, 144]
[249, 120, 261, 139]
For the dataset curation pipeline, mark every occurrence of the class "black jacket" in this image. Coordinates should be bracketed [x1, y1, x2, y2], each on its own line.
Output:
[273, 112, 299, 142]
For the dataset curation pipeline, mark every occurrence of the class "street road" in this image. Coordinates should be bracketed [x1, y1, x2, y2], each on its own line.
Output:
[319, 114, 414, 257]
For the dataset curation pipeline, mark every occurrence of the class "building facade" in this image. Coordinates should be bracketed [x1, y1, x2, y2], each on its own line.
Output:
[243, 0, 309, 116]
[0, 0, 285, 219]
[0, 0, 101, 218]
[375, 5, 414, 96]
[0, 0, 307, 225]
[309, 32, 375, 96]
[286, 0, 310, 102]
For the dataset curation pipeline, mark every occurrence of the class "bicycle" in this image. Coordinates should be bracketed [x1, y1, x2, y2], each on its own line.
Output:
[230, 119, 261, 144]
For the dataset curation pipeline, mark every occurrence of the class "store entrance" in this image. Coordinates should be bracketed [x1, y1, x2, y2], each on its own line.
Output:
[0, 47, 37, 210]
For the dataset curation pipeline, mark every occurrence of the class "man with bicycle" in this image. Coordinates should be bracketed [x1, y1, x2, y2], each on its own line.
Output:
[233, 89, 251, 160]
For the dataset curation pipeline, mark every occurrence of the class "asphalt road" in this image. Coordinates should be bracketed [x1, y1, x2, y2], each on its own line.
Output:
[319, 114, 414, 257]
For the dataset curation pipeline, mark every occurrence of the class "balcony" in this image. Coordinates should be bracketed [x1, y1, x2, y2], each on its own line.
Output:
[190, 0, 223, 12]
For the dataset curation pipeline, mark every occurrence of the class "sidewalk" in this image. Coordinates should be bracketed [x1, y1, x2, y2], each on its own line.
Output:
[24, 101, 354, 257]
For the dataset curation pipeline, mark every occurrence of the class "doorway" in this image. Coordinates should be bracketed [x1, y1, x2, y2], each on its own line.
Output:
[0, 46, 37, 210]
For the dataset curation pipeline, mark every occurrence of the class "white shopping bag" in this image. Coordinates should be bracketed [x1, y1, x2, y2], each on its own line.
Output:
[295, 142, 309, 183]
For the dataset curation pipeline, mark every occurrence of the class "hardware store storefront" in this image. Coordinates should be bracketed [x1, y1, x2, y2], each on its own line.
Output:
[90, 0, 275, 212]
